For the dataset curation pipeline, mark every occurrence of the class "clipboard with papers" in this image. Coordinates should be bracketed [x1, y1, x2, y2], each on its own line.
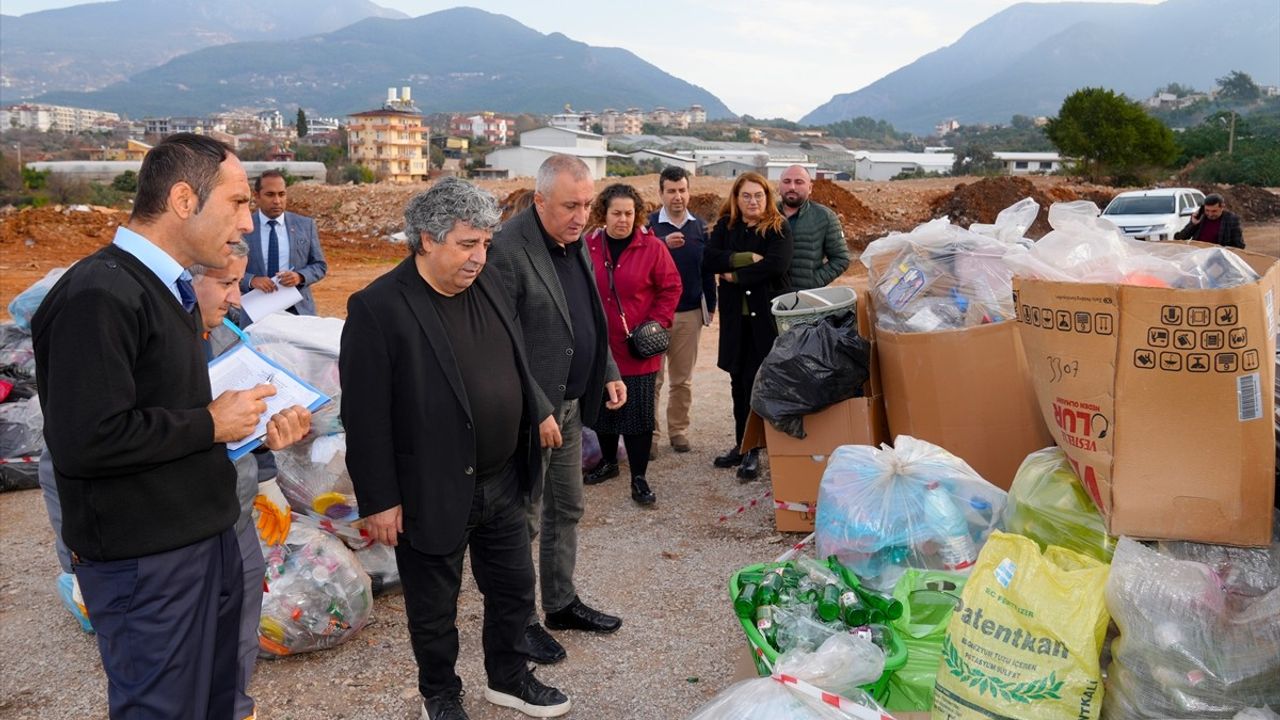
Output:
[208, 339, 331, 460]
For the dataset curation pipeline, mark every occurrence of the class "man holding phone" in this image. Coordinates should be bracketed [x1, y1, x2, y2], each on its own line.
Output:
[1175, 193, 1245, 248]
[648, 166, 716, 454]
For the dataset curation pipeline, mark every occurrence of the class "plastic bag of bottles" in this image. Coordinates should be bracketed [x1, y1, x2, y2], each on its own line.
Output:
[258, 514, 374, 658]
[860, 201, 1035, 333]
[1103, 518, 1280, 719]
[275, 433, 358, 524]
[7, 267, 67, 332]
[1004, 201, 1260, 289]
[688, 632, 894, 720]
[1004, 447, 1116, 564]
[933, 531, 1111, 720]
[815, 436, 1007, 590]
[246, 313, 344, 435]
[884, 569, 967, 712]
[353, 542, 400, 596]
[750, 313, 871, 439]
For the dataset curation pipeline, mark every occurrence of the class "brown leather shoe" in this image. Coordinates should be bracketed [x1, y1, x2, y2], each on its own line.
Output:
[670, 435, 691, 453]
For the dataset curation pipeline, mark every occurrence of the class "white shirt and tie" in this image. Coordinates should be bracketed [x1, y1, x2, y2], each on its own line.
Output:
[259, 210, 290, 276]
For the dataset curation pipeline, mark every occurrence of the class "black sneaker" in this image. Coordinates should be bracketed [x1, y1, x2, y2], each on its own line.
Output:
[421, 691, 468, 720]
[713, 446, 744, 468]
[737, 448, 761, 482]
[630, 475, 656, 505]
[485, 670, 571, 718]
[583, 460, 620, 485]
[545, 596, 622, 633]
[524, 622, 566, 664]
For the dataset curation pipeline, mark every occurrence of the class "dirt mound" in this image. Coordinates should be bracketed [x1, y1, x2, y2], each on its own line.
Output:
[688, 193, 724, 225]
[930, 176, 1062, 238]
[1209, 185, 1280, 222]
[808, 179, 888, 250]
[0, 204, 124, 263]
[286, 184, 425, 238]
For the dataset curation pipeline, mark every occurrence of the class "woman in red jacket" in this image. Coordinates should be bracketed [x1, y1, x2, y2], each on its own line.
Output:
[583, 184, 682, 505]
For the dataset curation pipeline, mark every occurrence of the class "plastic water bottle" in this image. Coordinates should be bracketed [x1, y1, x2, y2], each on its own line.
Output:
[922, 481, 977, 571]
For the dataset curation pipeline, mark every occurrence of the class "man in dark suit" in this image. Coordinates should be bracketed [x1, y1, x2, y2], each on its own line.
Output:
[340, 178, 570, 720]
[33, 133, 311, 720]
[488, 154, 627, 665]
[241, 169, 328, 315]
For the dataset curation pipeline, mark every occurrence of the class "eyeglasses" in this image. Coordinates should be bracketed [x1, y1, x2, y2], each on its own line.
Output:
[738, 192, 766, 204]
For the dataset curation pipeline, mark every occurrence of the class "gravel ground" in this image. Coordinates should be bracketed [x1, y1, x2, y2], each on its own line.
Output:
[0, 320, 799, 719]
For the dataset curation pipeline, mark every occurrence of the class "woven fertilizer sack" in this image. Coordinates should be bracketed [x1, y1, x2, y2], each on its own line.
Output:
[932, 531, 1110, 720]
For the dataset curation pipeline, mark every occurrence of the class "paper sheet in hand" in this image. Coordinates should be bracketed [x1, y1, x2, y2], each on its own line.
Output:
[240, 280, 302, 321]
[208, 343, 330, 460]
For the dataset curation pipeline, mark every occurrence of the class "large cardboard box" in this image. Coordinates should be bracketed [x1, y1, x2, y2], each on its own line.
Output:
[744, 396, 889, 532]
[1013, 252, 1279, 546]
[876, 322, 1054, 490]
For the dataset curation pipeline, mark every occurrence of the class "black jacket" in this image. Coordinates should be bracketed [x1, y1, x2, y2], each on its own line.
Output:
[703, 217, 794, 372]
[339, 258, 546, 554]
[1174, 209, 1245, 248]
[33, 244, 236, 561]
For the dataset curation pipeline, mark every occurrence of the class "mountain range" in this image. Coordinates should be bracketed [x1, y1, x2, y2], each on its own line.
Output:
[802, 0, 1280, 133]
[0, 0, 407, 100]
[20, 6, 735, 120]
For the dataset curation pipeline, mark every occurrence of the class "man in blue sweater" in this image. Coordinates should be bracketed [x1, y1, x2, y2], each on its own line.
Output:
[648, 167, 716, 453]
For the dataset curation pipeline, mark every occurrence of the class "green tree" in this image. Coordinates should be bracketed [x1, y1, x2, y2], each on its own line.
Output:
[1217, 70, 1261, 102]
[1010, 114, 1035, 130]
[1156, 82, 1196, 98]
[952, 145, 1004, 176]
[1045, 87, 1178, 183]
[296, 108, 309, 138]
[591, 122, 604, 135]
[111, 170, 138, 192]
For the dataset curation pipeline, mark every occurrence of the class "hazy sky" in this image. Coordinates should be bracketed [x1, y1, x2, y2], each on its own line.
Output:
[4, 0, 1165, 119]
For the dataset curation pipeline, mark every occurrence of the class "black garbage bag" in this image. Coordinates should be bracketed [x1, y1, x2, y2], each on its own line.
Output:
[751, 312, 871, 439]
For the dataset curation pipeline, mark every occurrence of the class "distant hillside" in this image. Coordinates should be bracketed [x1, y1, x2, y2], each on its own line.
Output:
[0, 0, 406, 101]
[802, 0, 1280, 133]
[33, 7, 735, 120]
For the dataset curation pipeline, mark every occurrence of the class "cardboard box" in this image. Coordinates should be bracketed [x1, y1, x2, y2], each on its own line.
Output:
[876, 322, 1054, 490]
[744, 396, 889, 532]
[1013, 251, 1279, 545]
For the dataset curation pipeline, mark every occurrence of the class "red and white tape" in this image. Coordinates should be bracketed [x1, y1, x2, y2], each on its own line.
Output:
[0, 455, 39, 465]
[773, 499, 815, 514]
[772, 673, 897, 720]
[772, 532, 816, 563]
[716, 487, 773, 523]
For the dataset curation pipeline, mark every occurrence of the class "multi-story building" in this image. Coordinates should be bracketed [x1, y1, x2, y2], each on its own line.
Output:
[347, 87, 429, 183]
[449, 112, 515, 145]
[91, 138, 153, 161]
[1, 103, 121, 133]
[687, 104, 707, 125]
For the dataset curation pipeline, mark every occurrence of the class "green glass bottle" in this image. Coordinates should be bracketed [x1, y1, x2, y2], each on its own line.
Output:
[735, 582, 759, 618]
[826, 555, 861, 590]
[754, 569, 784, 607]
[839, 588, 871, 627]
[755, 605, 778, 647]
[817, 583, 842, 622]
[854, 584, 905, 621]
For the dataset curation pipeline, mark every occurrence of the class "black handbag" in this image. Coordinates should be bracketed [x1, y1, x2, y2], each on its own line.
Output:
[603, 244, 670, 360]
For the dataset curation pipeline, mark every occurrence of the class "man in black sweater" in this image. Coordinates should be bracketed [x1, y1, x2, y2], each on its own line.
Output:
[33, 133, 311, 720]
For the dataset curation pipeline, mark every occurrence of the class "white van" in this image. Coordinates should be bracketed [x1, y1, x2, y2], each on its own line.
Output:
[1100, 188, 1206, 241]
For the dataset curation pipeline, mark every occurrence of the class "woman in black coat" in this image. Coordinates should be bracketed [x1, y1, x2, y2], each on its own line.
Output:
[702, 171, 793, 480]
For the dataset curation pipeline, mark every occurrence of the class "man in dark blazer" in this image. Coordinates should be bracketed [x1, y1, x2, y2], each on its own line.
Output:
[488, 154, 627, 665]
[340, 178, 570, 720]
[241, 169, 328, 315]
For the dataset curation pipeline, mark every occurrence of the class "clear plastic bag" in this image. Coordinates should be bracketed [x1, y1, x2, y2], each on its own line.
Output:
[275, 433, 357, 523]
[689, 633, 892, 720]
[751, 313, 871, 438]
[860, 201, 1034, 333]
[257, 514, 374, 658]
[815, 436, 1007, 590]
[1006, 201, 1260, 289]
[353, 542, 400, 596]
[246, 313, 345, 435]
[1103, 519, 1280, 719]
[7, 268, 67, 332]
[1004, 447, 1116, 564]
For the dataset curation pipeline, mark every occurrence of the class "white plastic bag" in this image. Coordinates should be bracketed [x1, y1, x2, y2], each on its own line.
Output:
[246, 314, 345, 435]
[815, 436, 1007, 590]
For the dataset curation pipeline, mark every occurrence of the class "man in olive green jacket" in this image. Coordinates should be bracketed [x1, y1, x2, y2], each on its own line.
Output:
[778, 165, 850, 290]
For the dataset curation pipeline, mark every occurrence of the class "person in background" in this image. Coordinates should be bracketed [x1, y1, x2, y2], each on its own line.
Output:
[488, 155, 627, 665]
[1174, 193, 1245, 248]
[704, 171, 794, 482]
[777, 165, 849, 290]
[582, 183, 682, 504]
[241, 169, 329, 315]
[648, 167, 715, 454]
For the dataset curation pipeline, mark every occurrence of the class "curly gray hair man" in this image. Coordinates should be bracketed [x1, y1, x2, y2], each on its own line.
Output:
[405, 177, 502, 253]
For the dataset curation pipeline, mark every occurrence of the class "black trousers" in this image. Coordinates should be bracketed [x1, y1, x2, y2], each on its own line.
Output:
[75, 527, 243, 720]
[395, 463, 535, 699]
[729, 319, 768, 446]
